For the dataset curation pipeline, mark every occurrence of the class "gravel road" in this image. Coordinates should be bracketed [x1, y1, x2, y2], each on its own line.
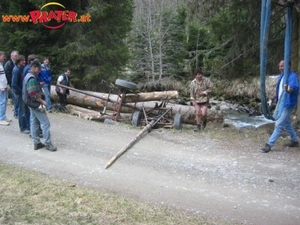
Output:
[1, 105, 300, 225]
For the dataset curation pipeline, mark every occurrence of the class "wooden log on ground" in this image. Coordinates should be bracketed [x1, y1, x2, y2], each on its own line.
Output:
[51, 86, 224, 124]
[123, 91, 178, 103]
[65, 104, 132, 122]
[51, 85, 178, 103]
[66, 104, 103, 121]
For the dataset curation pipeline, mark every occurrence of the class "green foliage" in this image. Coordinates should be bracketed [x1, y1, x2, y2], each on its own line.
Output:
[0, 0, 291, 91]
[0, 0, 134, 91]
[184, 0, 286, 79]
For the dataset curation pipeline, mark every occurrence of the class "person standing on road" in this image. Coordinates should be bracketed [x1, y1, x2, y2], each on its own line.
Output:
[11, 54, 30, 133]
[22, 61, 57, 151]
[4, 50, 19, 118]
[261, 60, 299, 153]
[0, 51, 12, 126]
[190, 68, 213, 132]
[23, 54, 43, 137]
[39, 57, 52, 112]
[23, 54, 38, 77]
[56, 68, 73, 112]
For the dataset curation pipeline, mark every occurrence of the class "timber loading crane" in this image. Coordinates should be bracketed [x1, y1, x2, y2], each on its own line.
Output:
[58, 79, 182, 130]
[113, 78, 182, 130]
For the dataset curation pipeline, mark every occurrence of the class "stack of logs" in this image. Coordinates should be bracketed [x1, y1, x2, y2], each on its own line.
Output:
[50, 85, 224, 125]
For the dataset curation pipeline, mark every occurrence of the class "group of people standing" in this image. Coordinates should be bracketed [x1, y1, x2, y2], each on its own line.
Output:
[1, 51, 299, 153]
[0, 50, 72, 152]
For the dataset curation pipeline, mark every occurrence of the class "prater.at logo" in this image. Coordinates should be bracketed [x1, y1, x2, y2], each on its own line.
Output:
[1, 2, 91, 29]
[30, 2, 91, 29]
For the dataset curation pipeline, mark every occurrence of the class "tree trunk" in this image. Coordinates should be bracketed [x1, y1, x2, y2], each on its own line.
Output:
[51, 85, 178, 103]
[66, 104, 131, 122]
[51, 86, 224, 124]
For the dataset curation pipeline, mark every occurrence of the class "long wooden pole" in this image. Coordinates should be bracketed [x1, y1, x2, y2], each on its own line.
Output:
[104, 108, 171, 169]
[104, 120, 154, 169]
[57, 84, 114, 102]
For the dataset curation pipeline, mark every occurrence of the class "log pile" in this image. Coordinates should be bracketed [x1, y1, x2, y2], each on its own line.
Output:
[50, 85, 224, 125]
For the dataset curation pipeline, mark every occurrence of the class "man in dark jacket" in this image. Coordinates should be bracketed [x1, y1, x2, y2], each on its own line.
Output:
[11, 54, 30, 133]
[4, 50, 18, 117]
[56, 68, 72, 111]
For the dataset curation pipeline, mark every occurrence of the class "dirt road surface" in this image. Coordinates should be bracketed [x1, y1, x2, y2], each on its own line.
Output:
[1, 105, 300, 225]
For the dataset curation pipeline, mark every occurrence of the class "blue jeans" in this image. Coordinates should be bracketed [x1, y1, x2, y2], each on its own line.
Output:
[13, 94, 19, 117]
[267, 107, 299, 146]
[30, 108, 51, 145]
[42, 84, 52, 110]
[17, 95, 30, 131]
[0, 88, 8, 120]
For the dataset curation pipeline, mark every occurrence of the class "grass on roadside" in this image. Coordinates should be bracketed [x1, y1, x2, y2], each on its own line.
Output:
[0, 163, 226, 225]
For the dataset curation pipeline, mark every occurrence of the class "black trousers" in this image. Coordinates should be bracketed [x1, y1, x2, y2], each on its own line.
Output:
[56, 92, 67, 107]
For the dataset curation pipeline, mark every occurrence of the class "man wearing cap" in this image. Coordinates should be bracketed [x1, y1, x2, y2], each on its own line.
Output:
[23, 54, 38, 77]
[23, 54, 43, 137]
[22, 61, 57, 151]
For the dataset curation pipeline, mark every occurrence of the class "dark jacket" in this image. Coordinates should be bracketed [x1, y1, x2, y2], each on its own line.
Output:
[4, 59, 14, 86]
[11, 65, 24, 96]
[56, 74, 70, 95]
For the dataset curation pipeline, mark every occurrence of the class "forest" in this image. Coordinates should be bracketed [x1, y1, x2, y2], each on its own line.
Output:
[0, 0, 299, 94]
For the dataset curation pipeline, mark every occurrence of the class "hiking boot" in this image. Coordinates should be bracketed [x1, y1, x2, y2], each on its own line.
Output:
[21, 130, 30, 134]
[284, 141, 299, 148]
[45, 144, 57, 151]
[34, 142, 45, 150]
[261, 143, 271, 153]
[194, 124, 202, 132]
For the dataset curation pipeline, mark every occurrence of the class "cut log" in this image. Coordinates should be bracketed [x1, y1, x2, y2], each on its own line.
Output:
[66, 104, 103, 121]
[50, 86, 224, 124]
[51, 85, 178, 103]
[65, 104, 132, 122]
[123, 91, 178, 103]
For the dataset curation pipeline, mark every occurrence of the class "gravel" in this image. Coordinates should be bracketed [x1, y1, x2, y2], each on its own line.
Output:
[1, 105, 300, 225]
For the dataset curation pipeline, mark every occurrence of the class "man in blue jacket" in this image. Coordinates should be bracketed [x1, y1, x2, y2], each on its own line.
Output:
[39, 57, 52, 112]
[261, 60, 299, 153]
